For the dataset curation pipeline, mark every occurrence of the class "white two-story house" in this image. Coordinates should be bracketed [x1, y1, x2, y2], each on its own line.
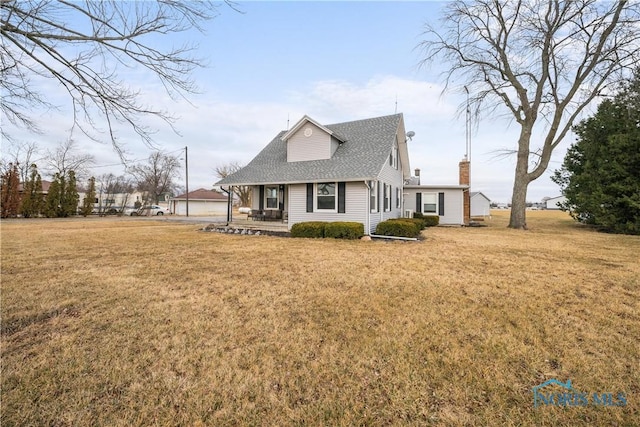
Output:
[217, 114, 411, 234]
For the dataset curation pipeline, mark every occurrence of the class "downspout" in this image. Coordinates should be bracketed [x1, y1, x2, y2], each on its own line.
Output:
[229, 186, 233, 223]
[364, 180, 371, 235]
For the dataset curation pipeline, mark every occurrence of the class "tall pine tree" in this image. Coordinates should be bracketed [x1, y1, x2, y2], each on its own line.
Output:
[20, 164, 44, 218]
[80, 177, 96, 217]
[1, 163, 21, 218]
[44, 171, 80, 217]
[62, 170, 79, 217]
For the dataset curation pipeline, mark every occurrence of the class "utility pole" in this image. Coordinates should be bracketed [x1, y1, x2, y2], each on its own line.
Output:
[185, 146, 189, 217]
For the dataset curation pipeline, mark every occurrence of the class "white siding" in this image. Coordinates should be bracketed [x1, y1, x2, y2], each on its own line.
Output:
[288, 182, 368, 230]
[471, 194, 491, 216]
[546, 196, 567, 210]
[403, 187, 465, 225]
[251, 186, 261, 210]
[174, 200, 227, 216]
[369, 142, 405, 233]
[287, 123, 332, 162]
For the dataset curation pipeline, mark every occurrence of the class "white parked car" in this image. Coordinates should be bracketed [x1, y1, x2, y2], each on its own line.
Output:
[131, 205, 170, 216]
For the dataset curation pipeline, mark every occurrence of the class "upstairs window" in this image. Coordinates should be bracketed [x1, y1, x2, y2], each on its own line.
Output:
[392, 146, 398, 169]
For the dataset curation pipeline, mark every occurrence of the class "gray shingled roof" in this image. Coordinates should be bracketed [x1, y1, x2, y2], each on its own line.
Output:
[217, 114, 403, 185]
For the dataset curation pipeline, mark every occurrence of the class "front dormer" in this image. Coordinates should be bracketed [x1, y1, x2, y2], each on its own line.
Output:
[283, 116, 345, 162]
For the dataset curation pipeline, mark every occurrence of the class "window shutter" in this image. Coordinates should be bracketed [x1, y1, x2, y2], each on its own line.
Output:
[416, 193, 422, 214]
[338, 182, 346, 213]
[259, 185, 264, 210]
[378, 181, 382, 212]
[439, 192, 445, 216]
[306, 183, 313, 212]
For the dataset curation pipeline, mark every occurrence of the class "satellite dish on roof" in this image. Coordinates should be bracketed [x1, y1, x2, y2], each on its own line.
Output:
[406, 131, 415, 141]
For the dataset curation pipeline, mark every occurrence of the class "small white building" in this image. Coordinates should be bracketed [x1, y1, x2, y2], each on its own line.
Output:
[170, 188, 229, 216]
[470, 192, 491, 217]
[545, 195, 567, 210]
[403, 185, 467, 225]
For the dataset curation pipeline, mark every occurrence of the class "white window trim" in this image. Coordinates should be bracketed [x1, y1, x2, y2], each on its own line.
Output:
[315, 182, 337, 212]
[370, 181, 378, 213]
[384, 184, 391, 212]
[421, 192, 438, 215]
[392, 145, 398, 170]
[265, 186, 279, 210]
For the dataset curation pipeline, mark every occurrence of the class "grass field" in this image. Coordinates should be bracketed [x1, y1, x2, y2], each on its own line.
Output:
[1, 211, 639, 426]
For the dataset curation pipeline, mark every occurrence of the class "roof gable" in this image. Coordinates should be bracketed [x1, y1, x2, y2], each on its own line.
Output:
[217, 114, 405, 185]
[172, 188, 228, 201]
[281, 115, 346, 143]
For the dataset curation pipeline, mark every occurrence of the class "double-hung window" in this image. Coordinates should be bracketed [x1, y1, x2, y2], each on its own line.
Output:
[389, 143, 398, 169]
[370, 181, 377, 213]
[316, 183, 336, 210]
[422, 193, 438, 214]
[265, 186, 278, 209]
[384, 184, 390, 211]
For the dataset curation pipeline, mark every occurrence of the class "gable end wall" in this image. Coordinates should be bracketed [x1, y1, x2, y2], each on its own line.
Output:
[287, 123, 331, 162]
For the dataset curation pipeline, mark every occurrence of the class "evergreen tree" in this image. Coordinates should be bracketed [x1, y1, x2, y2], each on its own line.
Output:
[0, 163, 21, 218]
[44, 173, 61, 218]
[553, 71, 640, 235]
[62, 170, 79, 217]
[81, 177, 96, 217]
[20, 164, 44, 218]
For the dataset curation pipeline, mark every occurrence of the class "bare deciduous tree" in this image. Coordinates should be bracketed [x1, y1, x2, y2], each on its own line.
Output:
[215, 162, 251, 207]
[0, 140, 41, 183]
[419, 0, 640, 229]
[1, 1, 231, 154]
[129, 151, 181, 204]
[95, 173, 134, 214]
[45, 138, 95, 180]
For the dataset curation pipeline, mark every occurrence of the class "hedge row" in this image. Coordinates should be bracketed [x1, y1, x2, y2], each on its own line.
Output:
[375, 219, 421, 238]
[411, 212, 439, 227]
[291, 221, 364, 239]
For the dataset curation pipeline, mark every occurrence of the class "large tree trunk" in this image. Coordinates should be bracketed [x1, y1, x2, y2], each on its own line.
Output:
[509, 126, 533, 229]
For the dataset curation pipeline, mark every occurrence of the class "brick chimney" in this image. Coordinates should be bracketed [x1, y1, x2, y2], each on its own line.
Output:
[459, 159, 470, 225]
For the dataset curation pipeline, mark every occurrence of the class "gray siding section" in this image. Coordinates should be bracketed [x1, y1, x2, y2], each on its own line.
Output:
[287, 123, 331, 162]
[369, 141, 404, 233]
[404, 187, 465, 225]
[288, 182, 368, 230]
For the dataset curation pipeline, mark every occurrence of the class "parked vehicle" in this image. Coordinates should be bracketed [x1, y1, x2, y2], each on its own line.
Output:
[130, 205, 170, 216]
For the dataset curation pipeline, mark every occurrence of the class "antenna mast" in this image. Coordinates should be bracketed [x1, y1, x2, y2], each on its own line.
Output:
[464, 86, 471, 161]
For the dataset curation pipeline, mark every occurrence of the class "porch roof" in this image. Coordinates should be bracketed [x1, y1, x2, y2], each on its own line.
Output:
[217, 114, 403, 186]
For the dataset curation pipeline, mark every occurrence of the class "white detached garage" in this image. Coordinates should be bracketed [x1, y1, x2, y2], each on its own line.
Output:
[170, 188, 229, 216]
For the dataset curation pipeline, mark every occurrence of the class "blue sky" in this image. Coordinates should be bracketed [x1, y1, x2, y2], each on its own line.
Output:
[4, 1, 576, 203]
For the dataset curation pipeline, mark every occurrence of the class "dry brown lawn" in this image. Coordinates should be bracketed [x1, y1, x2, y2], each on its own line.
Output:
[1, 211, 638, 426]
